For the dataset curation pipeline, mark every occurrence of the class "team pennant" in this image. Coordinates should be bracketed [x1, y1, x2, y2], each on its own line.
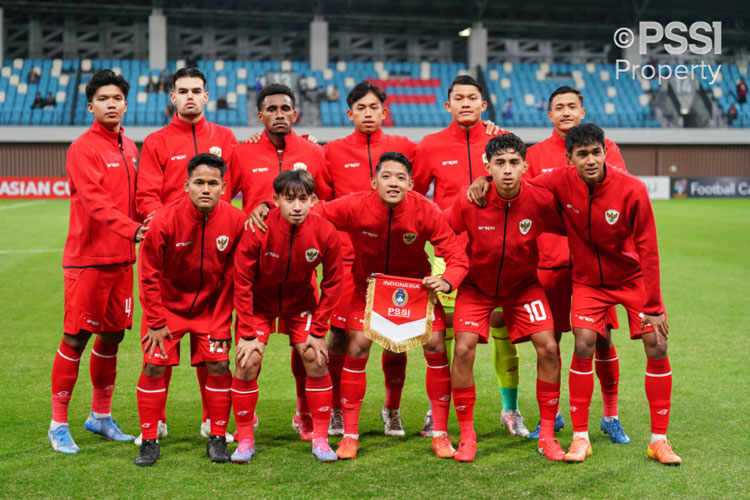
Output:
[363, 275, 436, 353]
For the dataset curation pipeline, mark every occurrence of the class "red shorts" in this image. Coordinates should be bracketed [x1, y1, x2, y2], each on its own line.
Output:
[538, 267, 619, 333]
[140, 309, 229, 366]
[63, 265, 134, 335]
[330, 260, 355, 330]
[571, 278, 663, 339]
[454, 282, 554, 344]
[347, 287, 447, 333]
[249, 311, 316, 345]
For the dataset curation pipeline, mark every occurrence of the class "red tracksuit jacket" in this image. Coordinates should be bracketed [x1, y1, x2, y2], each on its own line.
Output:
[525, 130, 626, 270]
[314, 190, 469, 293]
[228, 129, 332, 212]
[136, 114, 238, 218]
[138, 197, 246, 341]
[63, 121, 141, 268]
[412, 120, 507, 210]
[532, 166, 664, 314]
[233, 209, 342, 340]
[322, 128, 418, 261]
[445, 182, 564, 298]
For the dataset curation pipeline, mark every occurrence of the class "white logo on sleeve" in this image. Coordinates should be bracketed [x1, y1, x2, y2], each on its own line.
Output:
[209, 146, 222, 157]
[216, 235, 229, 251]
[605, 209, 620, 225]
[519, 219, 532, 235]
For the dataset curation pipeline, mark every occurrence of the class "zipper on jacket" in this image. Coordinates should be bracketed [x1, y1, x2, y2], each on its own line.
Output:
[191, 124, 198, 154]
[588, 185, 604, 285]
[367, 134, 373, 178]
[118, 133, 134, 262]
[279, 225, 296, 313]
[277, 148, 285, 173]
[189, 213, 207, 313]
[494, 200, 511, 296]
[466, 131, 473, 183]
[385, 208, 393, 274]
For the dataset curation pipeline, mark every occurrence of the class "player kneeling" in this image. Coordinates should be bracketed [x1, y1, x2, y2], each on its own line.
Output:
[231, 170, 343, 463]
[135, 154, 245, 466]
[445, 134, 566, 462]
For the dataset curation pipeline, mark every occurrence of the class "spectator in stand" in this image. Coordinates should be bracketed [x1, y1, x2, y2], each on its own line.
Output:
[737, 78, 747, 104]
[44, 92, 57, 109]
[503, 98, 514, 120]
[186, 54, 197, 68]
[216, 94, 229, 110]
[31, 92, 45, 109]
[28, 69, 41, 84]
[147, 77, 159, 93]
[728, 103, 738, 126]
[164, 102, 176, 124]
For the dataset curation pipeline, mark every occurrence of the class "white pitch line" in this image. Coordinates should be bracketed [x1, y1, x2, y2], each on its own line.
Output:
[0, 200, 48, 211]
[0, 248, 63, 254]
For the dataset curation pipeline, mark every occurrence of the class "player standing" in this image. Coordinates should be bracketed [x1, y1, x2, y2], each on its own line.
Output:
[522, 86, 629, 442]
[49, 69, 144, 453]
[230, 170, 342, 463]
[231, 83, 332, 442]
[445, 134, 566, 462]
[135, 67, 239, 443]
[412, 75, 526, 437]
[532, 123, 680, 465]
[310, 152, 469, 460]
[135, 154, 245, 466]
[321, 81, 418, 437]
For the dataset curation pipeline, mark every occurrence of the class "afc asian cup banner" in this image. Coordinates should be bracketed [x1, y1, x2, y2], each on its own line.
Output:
[0, 177, 70, 199]
[363, 275, 436, 353]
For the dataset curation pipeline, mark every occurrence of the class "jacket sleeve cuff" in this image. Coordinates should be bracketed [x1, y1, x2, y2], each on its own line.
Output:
[133, 225, 143, 242]
[442, 278, 453, 294]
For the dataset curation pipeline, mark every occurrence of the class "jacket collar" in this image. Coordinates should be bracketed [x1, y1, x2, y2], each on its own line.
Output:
[182, 193, 221, 222]
[348, 127, 385, 145]
[447, 119, 486, 142]
[170, 113, 209, 134]
[486, 179, 527, 209]
[550, 129, 567, 150]
[90, 120, 124, 145]
[260, 128, 301, 151]
[267, 205, 308, 236]
[366, 188, 411, 219]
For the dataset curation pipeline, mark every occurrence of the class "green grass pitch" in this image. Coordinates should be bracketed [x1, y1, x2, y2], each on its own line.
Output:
[0, 198, 748, 499]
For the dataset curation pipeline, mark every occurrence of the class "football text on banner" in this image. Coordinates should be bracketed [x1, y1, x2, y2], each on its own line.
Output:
[363, 275, 436, 353]
[671, 177, 750, 198]
[0, 177, 70, 199]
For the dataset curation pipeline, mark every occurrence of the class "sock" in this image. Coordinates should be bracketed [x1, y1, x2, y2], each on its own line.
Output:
[291, 348, 309, 414]
[537, 379, 561, 439]
[645, 357, 672, 435]
[556, 345, 562, 414]
[231, 377, 259, 441]
[196, 364, 209, 422]
[51, 341, 83, 424]
[595, 344, 619, 418]
[452, 385, 476, 442]
[382, 352, 407, 410]
[137, 372, 166, 441]
[573, 430, 590, 441]
[161, 365, 172, 422]
[650, 433, 667, 444]
[491, 327, 520, 411]
[424, 352, 451, 433]
[205, 373, 232, 436]
[328, 354, 345, 410]
[340, 355, 368, 436]
[444, 327, 454, 366]
[569, 354, 594, 433]
[90, 338, 118, 416]
[305, 373, 333, 440]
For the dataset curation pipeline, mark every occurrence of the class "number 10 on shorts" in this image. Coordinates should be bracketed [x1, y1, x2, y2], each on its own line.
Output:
[524, 300, 547, 322]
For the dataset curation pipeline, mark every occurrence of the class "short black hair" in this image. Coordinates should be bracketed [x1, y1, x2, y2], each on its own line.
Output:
[485, 133, 527, 160]
[85, 69, 130, 103]
[172, 67, 207, 89]
[374, 151, 412, 177]
[273, 169, 316, 198]
[565, 123, 605, 154]
[347, 81, 387, 108]
[187, 153, 226, 178]
[448, 75, 483, 99]
[548, 85, 584, 109]
[256, 83, 296, 110]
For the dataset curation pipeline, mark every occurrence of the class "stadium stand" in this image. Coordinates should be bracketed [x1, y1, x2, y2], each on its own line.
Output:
[1, 58, 748, 128]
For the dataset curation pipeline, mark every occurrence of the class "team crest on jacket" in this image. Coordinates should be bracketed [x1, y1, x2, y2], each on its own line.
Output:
[605, 209, 620, 225]
[210, 146, 222, 157]
[392, 288, 408, 307]
[305, 248, 319, 262]
[293, 162, 308, 171]
[402, 232, 417, 244]
[519, 219, 532, 235]
[216, 235, 229, 251]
